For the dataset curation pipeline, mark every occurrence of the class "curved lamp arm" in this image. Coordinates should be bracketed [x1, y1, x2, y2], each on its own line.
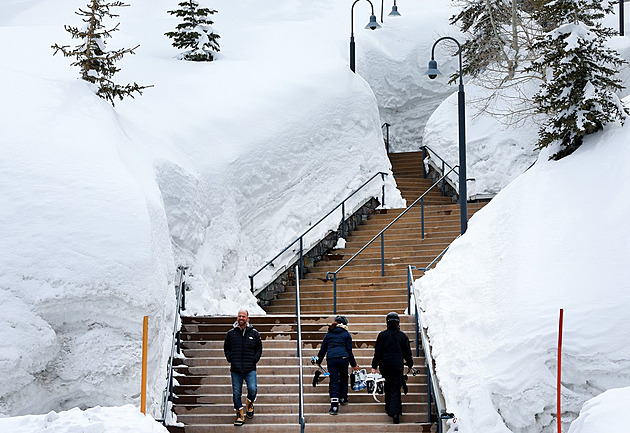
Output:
[351, 0, 376, 36]
[430, 36, 464, 86]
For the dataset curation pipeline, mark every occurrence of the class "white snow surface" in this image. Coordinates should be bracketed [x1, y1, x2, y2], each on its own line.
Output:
[567, 387, 630, 433]
[0, 405, 169, 433]
[415, 99, 630, 432]
[0, 0, 407, 421]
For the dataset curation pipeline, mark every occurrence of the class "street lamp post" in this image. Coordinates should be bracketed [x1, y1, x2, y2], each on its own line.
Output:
[424, 37, 468, 235]
[350, 0, 381, 73]
[380, 0, 401, 22]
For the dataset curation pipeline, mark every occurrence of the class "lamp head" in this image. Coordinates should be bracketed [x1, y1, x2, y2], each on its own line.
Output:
[365, 14, 381, 30]
[389, 5, 401, 17]
[424, 59, 441, 80]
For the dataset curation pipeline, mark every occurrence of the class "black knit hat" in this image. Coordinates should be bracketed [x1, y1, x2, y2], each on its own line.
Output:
[334, 315, 348, 325]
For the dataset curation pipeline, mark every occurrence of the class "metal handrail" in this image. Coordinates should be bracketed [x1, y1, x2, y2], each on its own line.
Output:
[158, 265, 187, 425]
[407, 265, 455, 433]
[295, 265, 306, 433]
[325, 166, 459, 313]
[421, 145, 459, 177]
[249, 171, 388, 294]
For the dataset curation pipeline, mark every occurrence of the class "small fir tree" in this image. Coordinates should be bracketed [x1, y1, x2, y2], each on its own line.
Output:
[52, 0, 150, 106]
[165, 1, 220, 61]
[528, 0, 628, 159]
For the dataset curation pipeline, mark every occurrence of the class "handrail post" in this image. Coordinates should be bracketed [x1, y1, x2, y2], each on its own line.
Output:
[381, 172, 386, 207]
[427, 366, 433, 423]
[415, 300, 420, 357]
[441, 161, 446, 196]
[299, 237, 304, 280]
[249, 275, 254, 293]
[333, 274, 337, 314]
[181, 281, 186, 311]
[421, 197, 425, 240]
[422, 146, 427, 178]
[407, 267, 411, 314]
[380, 233, 385, 276]
[341, 201, 346, 239]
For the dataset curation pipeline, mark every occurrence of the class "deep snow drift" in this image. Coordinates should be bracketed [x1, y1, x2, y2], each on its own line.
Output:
[415, 100, 630, 431]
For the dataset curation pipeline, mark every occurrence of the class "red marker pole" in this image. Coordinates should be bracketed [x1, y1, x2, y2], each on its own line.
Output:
[557, 309, 564, 432]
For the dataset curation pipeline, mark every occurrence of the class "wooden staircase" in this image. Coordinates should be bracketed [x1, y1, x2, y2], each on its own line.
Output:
[168, 151, 488, 432]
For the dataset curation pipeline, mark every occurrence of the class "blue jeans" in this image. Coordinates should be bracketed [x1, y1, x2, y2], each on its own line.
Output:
[231, 370, 257, 410]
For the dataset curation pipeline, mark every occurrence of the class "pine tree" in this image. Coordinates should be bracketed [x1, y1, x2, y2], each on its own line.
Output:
[165, 1, 220, 61]
[52, 0, 150, 106]
[528, 0, 628, 159]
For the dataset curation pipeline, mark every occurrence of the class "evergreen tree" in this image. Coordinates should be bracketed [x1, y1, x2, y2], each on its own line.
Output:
[165, 1, 220, 61]
[528, 0, 628, 159]
[52, 0, 150, 106]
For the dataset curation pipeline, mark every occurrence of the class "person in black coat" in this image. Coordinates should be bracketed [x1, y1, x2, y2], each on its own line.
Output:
[371, 312, 413, 424]
[314, 315, 359, 415]
[224, 309, 263, 426]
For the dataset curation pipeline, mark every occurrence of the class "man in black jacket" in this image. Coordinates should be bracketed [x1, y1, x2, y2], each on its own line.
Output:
[371, 312, 413, 424]
[224, 309, 263, 426]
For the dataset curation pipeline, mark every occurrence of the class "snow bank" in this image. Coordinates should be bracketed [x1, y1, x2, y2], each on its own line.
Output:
[0, 0, 402, 418]
[415, 101, 630, 432]
[0, 405, 168, 433]
[567, 387, 630, 433]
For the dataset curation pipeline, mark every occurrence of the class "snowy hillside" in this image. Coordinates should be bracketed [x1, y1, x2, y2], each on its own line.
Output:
[414, 8, 630, 432]
[0, 0, 406, 419]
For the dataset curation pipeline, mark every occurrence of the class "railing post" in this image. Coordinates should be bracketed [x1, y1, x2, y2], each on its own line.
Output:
[333, 273, 337, 315]
[421, 197, 425, 240]
[249, 275, 254, 293]
[385, 123, 390, 153]
[176, 330, 181, 355]
[299, 237, 304, 280]
[415, 301, 420, 357]
[427, 366, 433, 423]
[341, 201, 346, 239]
[181, 281, 186, 311]
[380, 233, 385, 276]
[381, 172, 386, 207]
[407, 268, 411, 314]
[422, 147, 427, 179]
[441, 161, 446, 196]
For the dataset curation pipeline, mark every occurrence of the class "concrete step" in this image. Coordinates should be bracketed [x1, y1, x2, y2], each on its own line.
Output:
[174, 411, 430, 424]
[173, 392, 429, 406]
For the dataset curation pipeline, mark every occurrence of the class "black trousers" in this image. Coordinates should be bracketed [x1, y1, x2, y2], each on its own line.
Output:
[381, 366, 404, 416]
[327, 357, 349, 400]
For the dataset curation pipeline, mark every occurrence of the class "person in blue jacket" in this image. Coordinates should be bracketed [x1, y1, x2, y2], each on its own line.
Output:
[314, 315, 360, 415]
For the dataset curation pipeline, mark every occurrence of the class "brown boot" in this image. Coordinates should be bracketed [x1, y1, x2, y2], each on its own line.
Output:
[246, 399, 255, 419]
[234, 407, 245, 426]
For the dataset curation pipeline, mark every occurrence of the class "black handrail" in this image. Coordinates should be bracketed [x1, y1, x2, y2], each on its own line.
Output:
[249, 171, 388, 294]
[158, 265, 187, 425]
[407, 264, 455, 432]
[325, 166, 459, 313]
[295, 265, 306, 433]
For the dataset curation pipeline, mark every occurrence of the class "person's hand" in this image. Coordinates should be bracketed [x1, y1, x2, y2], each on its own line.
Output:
[371, 368, 377, 374]
[353, 365, 359, 372]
